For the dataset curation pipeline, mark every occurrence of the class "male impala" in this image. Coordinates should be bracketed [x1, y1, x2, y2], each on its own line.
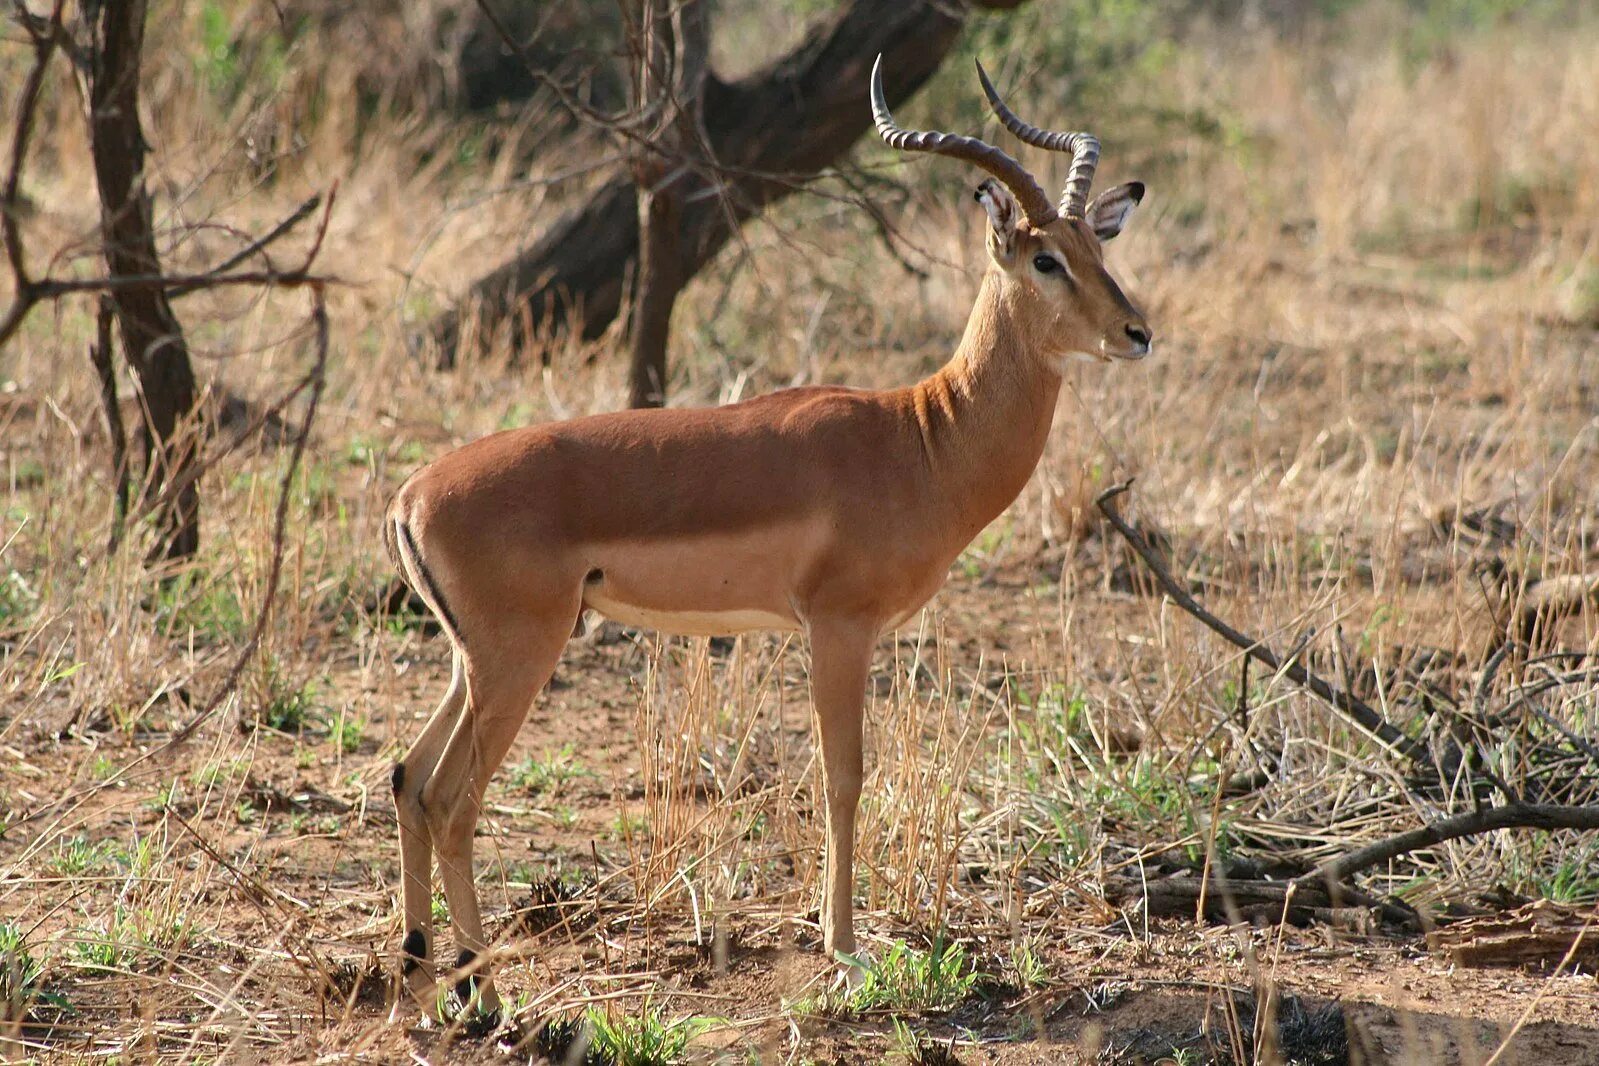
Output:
[385, 57, 1151, 1022]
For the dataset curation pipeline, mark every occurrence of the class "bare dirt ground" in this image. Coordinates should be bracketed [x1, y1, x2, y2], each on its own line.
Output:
[5, 570, 1599, 1063]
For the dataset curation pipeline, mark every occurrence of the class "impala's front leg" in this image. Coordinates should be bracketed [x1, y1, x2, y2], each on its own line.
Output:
[808, 618, 876, 959]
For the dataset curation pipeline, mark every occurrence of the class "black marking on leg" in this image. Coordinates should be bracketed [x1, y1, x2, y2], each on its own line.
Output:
[454, 948, 479, 1002]
[391, 762, 406, 794]
[401, 928, 426, 975]
[396, 520, 465, 644]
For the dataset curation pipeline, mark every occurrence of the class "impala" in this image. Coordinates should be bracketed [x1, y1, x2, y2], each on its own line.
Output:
[385, 56, 1151, 1022]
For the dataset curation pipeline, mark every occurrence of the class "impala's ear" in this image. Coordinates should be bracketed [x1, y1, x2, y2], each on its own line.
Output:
[974, 179, 1021, 263]
[1085, 181, 1144, 242]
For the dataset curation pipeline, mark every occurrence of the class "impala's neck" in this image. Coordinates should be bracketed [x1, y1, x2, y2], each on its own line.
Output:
[911, 271, 1062, 534]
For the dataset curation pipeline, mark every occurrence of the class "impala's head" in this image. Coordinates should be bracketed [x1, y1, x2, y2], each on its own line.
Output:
[870, 57, 1152, 368]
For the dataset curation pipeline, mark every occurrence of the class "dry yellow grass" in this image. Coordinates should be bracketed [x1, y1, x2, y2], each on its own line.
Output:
[2, 2, 1599, 1061]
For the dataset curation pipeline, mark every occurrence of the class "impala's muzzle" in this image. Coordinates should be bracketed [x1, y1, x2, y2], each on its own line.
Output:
[1118, 321, 1153, 360]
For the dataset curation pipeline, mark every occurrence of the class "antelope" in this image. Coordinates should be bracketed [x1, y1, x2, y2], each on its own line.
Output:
[385, 56, 1151, 1023]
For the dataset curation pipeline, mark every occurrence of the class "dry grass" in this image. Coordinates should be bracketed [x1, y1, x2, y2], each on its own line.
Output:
[3, 1, 1599, 1062]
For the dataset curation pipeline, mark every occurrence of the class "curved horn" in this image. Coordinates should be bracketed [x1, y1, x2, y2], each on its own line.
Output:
[870, 55, 1056, 227]
[975, 61, 1101, 219]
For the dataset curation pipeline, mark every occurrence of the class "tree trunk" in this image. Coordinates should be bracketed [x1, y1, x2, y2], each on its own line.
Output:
[85, 0, 200, 561]
[429, 0, 979, 367]
[625, 0, 706, 408]
[628, 182, 682, 407]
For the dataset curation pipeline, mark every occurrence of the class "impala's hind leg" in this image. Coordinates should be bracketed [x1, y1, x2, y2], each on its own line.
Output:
[390, 653, 466, 1021]
[424, 607, 575, 1020]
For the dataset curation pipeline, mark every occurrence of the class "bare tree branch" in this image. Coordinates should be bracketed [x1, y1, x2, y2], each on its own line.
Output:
[1095, 480, 1429, 763]
[167, 192, 323, 299]
[0, 0, 65, 347]
[166, 287, 330, 747]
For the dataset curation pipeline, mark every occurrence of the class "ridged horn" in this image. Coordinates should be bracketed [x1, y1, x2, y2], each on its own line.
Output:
[975, 60, 1101, 219]
[870, 55, 1057, 227]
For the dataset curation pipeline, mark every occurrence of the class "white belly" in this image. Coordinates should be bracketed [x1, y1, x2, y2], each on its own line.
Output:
[582, 588, 800, 637]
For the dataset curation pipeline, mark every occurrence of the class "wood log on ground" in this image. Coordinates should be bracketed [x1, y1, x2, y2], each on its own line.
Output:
[427, 0, 1021, 367]
[1433, 900, 1599, 969]
[1104, 875, 1380, 930]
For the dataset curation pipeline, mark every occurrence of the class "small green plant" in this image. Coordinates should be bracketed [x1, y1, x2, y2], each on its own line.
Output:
[586, 1004, 721, 1066]
[146, 780, 181, 813]
[0, 569, 38, 632]
[1, 922, 51, 1018]
[1537, 856, 1599, 905]
[71, 904, 193, 975]
[1009, 940, 1049, 989]
[192, 757, 247, 789]
[249, 658, 321, 735]
[821, 938, 982, 1016]
[508, 743, 593, 796]
[71, 910, 134, 972]
[328, 711, 367, 754]
[609, 812, 650, 841]
[151, 568, 248, 644]
[48, 836, 126, 878]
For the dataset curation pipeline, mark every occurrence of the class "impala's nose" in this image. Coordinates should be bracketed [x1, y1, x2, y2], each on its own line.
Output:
[1124, 322, 1152, 356]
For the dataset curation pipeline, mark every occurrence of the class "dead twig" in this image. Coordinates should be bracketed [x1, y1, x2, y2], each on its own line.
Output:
[167, 192, 323, 299]
[1094, 480, 1428, 763]
[163, 284, 330, 747]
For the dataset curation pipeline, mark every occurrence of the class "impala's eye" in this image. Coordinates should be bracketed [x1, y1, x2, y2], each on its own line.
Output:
[1032, 253, 1062, 275]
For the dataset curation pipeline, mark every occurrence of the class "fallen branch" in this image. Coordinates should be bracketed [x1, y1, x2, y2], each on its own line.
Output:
[1094, 481, 1427, 763]
[1295, 802, 1599, 889]
[1107, 873, 1413, 928]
